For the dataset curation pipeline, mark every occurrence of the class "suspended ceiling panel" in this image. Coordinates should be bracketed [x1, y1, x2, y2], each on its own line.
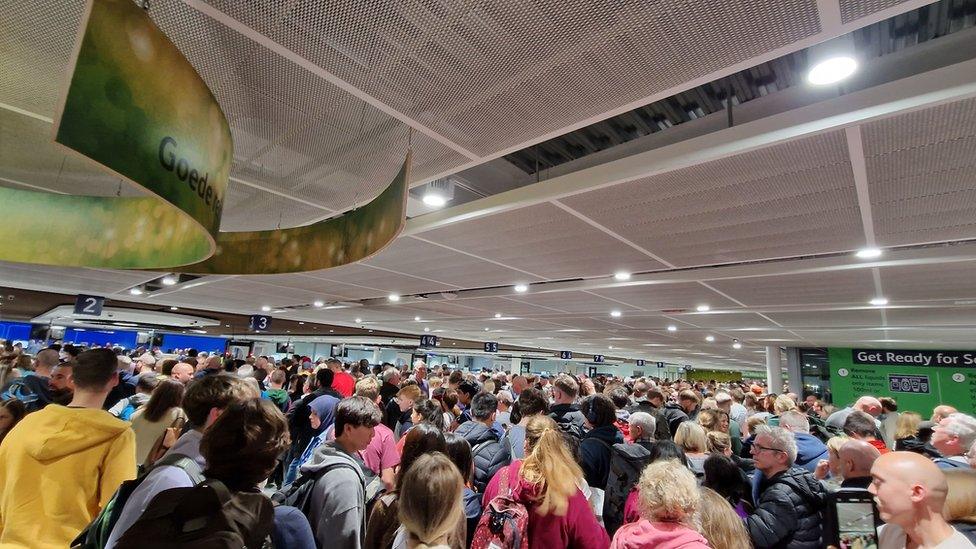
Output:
[765, 309, 885, 327]
[559, 131, 865, 267]
[0, 261, 155, 296]
[589, 282, 740, 311]
[879, 261, 976, 301]
[862, 97, 976, 247]
[450, 296, 575, 317]
[674, 312, 782, 329]
[361, 236, 542, 289]
[201, 0, 824, 156]
[510, 290, 643, 314]
[840, 0, 913, 23]
[707, 269, 879, 306]
[419, 202, 667, 279]
[300, 264, 457, 296]
[885, 307, 976, 326]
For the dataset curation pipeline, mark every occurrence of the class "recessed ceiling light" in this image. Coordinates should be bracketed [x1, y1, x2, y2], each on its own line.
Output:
[732, 339, 742, 349]
[260, 305, 271, 312]
[513, 284, 528, 293]
[169, 306, 178, 311]
[610, 310, 622, 318]
[870, 297, 889, 306]
[613, 271, 631, 281]
[388, 294, 400, 302]
[329, 329, 334, 333]
[422, 192, 447, 207]
[667, 325, 677, 332]
[414, 316, 421, 321]
[129, 288, 143, 296]
[696, 304, 710, 312]
[705, 335, 715, 342]
[355, 317, 363, 323]
[299, 322, 305, 325]
[424, 327, 430, 332]
[484, 327, 490, 331]
[313, 300, 325, 307]
[807, 56, 858, 85]
[224, 324, 230, 327]
[855, 247, 883, 259]
[494, 313, 502, 318]
[161, 275, 178, 286]
[608, 346, 614, 350]
[286, 330, 291, 333]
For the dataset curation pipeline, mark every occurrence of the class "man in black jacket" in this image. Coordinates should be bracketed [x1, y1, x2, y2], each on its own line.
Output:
[747, 425, 826, 549]
[642, 387, 675, 441]
[549, 374, 586, 438]
[579, 394, 624, 493]
[454, 391, 501, 492]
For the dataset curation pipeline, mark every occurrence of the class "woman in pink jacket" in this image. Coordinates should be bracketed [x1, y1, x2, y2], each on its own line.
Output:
[480, 415, 610, 549]
[611, 459, 712, 549]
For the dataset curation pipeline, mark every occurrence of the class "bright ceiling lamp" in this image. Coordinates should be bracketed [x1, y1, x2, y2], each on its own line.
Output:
[494, 313, 502, 318]
[388, 294, 400, 302]
[613, 271, 631, 281]
[666, 325, 677, 332]
[696, 304, 710, 312]
[870, 297, 889, 306]
[414, 316, 422, 321]
[807, 56, 857, 85]
[422, 192, 446, 207]
[855, 247, 883, 259]
[732, 339, 742, 349]
[421, 178, 455, 208]
[610, 310, 622, 318]
[129, 287, 144, 295]
[513, 284, 529, 293]
[705, 335, 715, 342]
[313, 300, 325, 307]
[161, 275, 178, 286]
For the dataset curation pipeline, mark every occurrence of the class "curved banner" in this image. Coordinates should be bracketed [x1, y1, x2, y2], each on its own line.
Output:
[0, 0, 407, 274]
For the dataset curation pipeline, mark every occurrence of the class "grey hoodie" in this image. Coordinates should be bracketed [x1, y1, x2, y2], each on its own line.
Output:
[301, 439, 367, 549]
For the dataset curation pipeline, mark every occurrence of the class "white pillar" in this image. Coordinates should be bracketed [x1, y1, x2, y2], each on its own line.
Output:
[785, 347, 803, 395]
[510, 357, 520, 375]
[766, 346, 784, 394]
[372, 348, 381, 364]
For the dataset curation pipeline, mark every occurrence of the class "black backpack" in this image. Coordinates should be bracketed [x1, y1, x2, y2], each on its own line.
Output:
[112, 479, 274, 549]
[272, 461, 385, 530]
[603, 443, 653, 536]
[72, 453, 204, 549]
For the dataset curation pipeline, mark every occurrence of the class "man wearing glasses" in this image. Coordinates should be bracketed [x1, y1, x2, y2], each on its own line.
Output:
[746, 425, 827, 549]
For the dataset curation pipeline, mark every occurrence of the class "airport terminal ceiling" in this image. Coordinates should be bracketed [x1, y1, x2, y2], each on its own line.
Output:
[2, 0, 976, 372]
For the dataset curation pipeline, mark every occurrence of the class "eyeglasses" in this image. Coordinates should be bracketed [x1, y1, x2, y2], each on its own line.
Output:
[752, 444, 786, 454]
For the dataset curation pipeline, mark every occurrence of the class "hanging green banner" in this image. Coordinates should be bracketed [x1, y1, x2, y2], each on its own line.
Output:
[0, 0, 407, 274]
[828, 348, 976, 415]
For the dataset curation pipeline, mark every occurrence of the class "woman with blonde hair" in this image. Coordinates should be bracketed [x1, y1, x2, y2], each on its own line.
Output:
[943, 469, 976, 543]
[610, 459, 710, 548]
[894, 411, 924, 451]
[480, 415, 609, 548]
[698, 487, 753, 549]
[395, 452, 465, 549]
[674, 421, 709, 477]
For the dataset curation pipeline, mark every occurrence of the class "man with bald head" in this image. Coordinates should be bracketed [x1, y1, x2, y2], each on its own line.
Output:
[823, 440, 883, 545]
[870, 451, 976, 548]
[933, 405, 959, 423]
[826, 395, 883, 432]
[170, 362, 195, 385]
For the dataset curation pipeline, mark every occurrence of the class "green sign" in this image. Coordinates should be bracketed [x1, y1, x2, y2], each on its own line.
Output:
[687, 368, 743, 382]
[0, 0, 407, 275]
[828, 348, 976, 415]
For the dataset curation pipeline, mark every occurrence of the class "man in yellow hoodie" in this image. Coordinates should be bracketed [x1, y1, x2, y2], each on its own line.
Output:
[0, 347, 136, 548]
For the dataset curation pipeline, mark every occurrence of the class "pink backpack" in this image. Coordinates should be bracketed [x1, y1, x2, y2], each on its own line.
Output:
[471, 464, 530, 549]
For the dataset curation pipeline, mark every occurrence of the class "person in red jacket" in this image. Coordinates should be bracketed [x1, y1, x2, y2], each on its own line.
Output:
[481, 415, 610, 549]
[326, 358, 355, 398]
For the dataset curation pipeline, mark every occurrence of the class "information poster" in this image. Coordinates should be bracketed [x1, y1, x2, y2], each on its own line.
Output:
[686, 368, 743, 382]
[829, 348, 976, 415]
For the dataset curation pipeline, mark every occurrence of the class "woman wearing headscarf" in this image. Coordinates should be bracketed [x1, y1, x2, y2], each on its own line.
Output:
[284, 394, 339, 486]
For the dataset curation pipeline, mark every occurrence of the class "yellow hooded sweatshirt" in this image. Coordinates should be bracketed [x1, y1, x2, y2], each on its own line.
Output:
[0, 405, 136, 548]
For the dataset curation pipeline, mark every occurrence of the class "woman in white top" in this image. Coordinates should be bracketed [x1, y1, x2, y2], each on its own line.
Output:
[129, 378, 186, 464]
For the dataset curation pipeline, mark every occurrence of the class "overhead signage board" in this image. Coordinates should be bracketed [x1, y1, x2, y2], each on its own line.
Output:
[248, 315, 271, 332]
[830, 348, 976, 415]
[593, 354, 605, 363]
[420, 335, 439, 348]
[73, 294, 104, 316]
[636, 359, 645, 367]
[560, 351, 573, 360]
[484, 342, 498, 353]
[656, 361, 665, 368]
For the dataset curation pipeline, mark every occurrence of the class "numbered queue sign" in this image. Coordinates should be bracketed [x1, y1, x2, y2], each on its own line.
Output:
[249, 315, 272, 332]
[74, 294, 105, 316]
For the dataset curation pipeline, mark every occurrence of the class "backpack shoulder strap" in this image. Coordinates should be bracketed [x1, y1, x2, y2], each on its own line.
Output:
[154, 452, 205, 485]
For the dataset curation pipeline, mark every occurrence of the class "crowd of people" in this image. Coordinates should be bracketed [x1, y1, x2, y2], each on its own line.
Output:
[1, 339, 976, 548]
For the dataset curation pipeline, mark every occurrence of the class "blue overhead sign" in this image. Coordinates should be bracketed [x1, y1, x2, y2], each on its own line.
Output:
[636, 359, 645, 367]
[420, 335, 439, 347]
[593, 355, 605, 363]
[249, 315, 271, 332]
[560, 351, 573, 360]
[484, 342, 498, 353]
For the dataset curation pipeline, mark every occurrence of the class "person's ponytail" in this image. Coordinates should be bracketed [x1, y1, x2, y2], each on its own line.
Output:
[521, 416, 584, 516]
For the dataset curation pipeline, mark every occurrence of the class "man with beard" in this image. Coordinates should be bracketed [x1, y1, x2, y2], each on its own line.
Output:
[49, 361, 76, 405]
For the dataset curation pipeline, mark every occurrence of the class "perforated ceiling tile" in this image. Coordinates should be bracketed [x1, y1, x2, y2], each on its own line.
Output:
[764, 309, 884, 328]
[862, 98, 976, 247]
[0, 261, 156, 295]
[202, 0, 821, 156]
[396, 300, 491, 318]
[362, 237, 541, 289]
[560, 131, 864, 267]
[450, 296, 573, 317]
[879, 261, 976, 301]
[419, 202, 666, 278]
[302, 263, 457, 296]
[839, 0, 913, 23]
[590, 283, 740, 312]
[510, 290, 642, 314]
[218, 182, 326, 232]
[707, 269, 878, 306]
[672, 312, 780, 329]
[885, 307, 976, 327]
